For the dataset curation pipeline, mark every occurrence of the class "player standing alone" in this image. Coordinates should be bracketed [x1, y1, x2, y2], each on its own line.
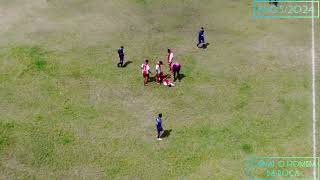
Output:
[117, 46, 124, 67]
[197, 27, 205, 48]
[156, 113, 164, 140]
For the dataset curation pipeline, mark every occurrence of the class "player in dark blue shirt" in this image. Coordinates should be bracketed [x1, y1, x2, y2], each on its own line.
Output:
[117, 46, 124, 67]
[156, 113, 163, 140]
[197, 27, 205, 47]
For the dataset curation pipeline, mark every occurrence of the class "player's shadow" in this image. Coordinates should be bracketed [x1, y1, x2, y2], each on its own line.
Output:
[160, 129, 172, 138]
[149, 75, 156, 82]
[200, 43, 210, 49]
[174, 74, 186, 82]
[122, 61, 133, 67]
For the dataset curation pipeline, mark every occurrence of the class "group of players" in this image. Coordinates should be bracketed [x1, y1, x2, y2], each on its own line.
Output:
[117, 47, 182, 87]
[116, 27, 206, 140]
[140, 49, 181, 87]
[116, 27, 206, 88]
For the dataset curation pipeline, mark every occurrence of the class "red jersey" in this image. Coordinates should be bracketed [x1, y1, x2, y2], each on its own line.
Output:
[141, 63, 150, 74]
[168, 52, 173, 64]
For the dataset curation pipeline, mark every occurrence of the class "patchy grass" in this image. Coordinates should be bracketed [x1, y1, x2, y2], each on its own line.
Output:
[10, 46, 47, 71]
[0, 0, 318, 179]
[0, 122, 15, 152]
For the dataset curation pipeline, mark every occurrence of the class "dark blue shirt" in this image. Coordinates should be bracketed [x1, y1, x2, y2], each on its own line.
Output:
[156, 117, 162, 128]
[199, 30, 204, 38]
[118, 48, 124, 57]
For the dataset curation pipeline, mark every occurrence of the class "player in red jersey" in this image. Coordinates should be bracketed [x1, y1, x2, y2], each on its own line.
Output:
[155, 61, 163, 84]
[167, 49, 174, 71]
[141, 60, 151, 86]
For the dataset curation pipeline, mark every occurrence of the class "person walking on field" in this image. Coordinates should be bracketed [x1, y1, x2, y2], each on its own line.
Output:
[197, 27, 205, 48]
[167, 49, 174, 71]
[141, 59, 151, 86]
[155, 61, 163, 84]
[156, 113, 164, 140]
[117, 46, 124, 67]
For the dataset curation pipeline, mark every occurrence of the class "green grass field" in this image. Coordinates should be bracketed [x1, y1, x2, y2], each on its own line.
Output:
[0, 0, 319, 179]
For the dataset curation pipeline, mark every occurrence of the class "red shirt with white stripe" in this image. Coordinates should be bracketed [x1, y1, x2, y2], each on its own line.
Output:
[155, 63, 161, 74]
[141, 63, 150, 74]
[168, 52, 173, 64]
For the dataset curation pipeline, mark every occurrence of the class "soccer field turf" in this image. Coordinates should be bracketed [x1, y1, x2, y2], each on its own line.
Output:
[0, 0, 319, 179]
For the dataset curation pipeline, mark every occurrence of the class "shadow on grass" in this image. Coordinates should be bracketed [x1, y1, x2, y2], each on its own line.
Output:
[199, 43, 210, 49]
[122, 61, 133, 67]
[149, 75, 156, 82]
[178, 74, 186, 81]
[160, 129, 172, 138]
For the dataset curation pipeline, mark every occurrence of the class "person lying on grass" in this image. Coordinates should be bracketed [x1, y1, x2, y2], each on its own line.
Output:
[160, 72, 175, 87]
